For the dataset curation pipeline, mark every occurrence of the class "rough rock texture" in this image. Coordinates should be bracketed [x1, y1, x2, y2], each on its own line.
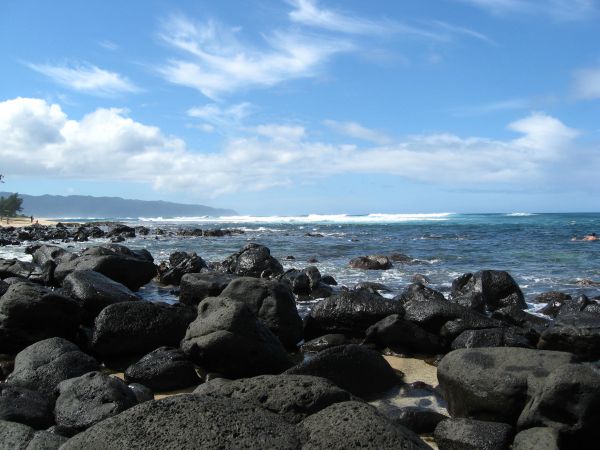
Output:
[301, 334, 349, 352]
[365, 314, 444, 354]
[511, 427, 560, 450]
[437, 347, 576, 424]
[285, 344, 398, 398]
[517, 363, 600, 446]
[54, 371, 139, 436]
[26, 430, 69, 449]
[0, 420, 35, 450]
[450, 327, 536, 349]
[90, 301, 196, 358]
[6, 338, 99, 395]
[349, 255, 392, 270]
[0, 385, 54, 429]
[179, 272, 235, 306]
[181, 296, 293, 378]
[304, 289, 404, 340]
[30, 245, 75, 268]
[221, 243, 284, 278]
[157, 251, 207, 285]
[54, 245, 156, 291]
[218, 277, 303, 348]
[538, 312, 600, 360]
[124, 347, 200, 391]
[434, 418, 514, 450]
[0, 259, 45, 284]
[450, 270, 526, 311]
[0, 282, 81, 354]
[61, 395, 301, 450]
[194, 374, 353, 423]
[62, 270, 138, 325]
[398, 283, 445, 304]
[300, 401, 431, 450]
[385, 406, 448, 434]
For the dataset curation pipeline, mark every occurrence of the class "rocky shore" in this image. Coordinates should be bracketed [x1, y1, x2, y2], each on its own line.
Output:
[1, 224, 599, 449]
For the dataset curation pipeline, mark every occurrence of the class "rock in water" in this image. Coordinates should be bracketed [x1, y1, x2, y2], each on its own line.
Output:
[181, 296, 293, 378]
[221, 243, 283, 277]
[348, 255, 393, 270]
[91, 301, 196, 358]
[6, 337, 99, 396]
[157, 251, 207, 285]
[437, 347, 576, 424]
[179, 272, 236, 306]
[54, 371, 139, 436]
[538, 312, 600, 360]
[194, 374, 353, 424]
[434, 418, 514, 450]
[450, 270, 526, 311]
[62, 270, 138, 325]
[0, 282, 81, 354]
[124, 347, 200, 391]
[61, 395, 301, 450]
[285, 344, 398, 398]
[300, 401, 431, 449]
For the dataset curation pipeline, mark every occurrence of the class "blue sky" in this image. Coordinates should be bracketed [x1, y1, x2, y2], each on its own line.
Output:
[1, 0, 599, 214]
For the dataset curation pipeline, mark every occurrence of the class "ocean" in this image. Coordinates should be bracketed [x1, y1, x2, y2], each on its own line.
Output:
[2, 213, 599, 313]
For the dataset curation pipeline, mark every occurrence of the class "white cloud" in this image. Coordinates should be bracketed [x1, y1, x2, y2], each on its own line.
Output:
[323, 120, 392, 145]
[0, 98, 589, 199]
[187, 102, 253, 129]
[457, 0, 598, 20]
[27, 63, 139, 95]
[157, 14, 351, 99]
[572, 66, 600, 100]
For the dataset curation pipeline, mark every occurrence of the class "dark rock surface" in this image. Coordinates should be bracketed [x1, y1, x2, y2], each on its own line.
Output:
[179, 272, 235, 306]
[218, 277, 303, 348]
[301, 333, 349, 352]
[0, 282, 81, 354]
[285, 344, 399, 398]
[398, 283, 445, 304]
[437, 347, 576, 424]
[0, 420, 35, 450]
[62, 270, 138, 324]
[450, 327, 536, 349]
[61, 395, 301, 450]
[181, 296, 293, 378]
[124, 347, 200, 391]
[54, 371, 139, 436]
[304, 289, 404, 340]
[300, 401, 431, 449]
[450, 270, 526, 311]
[0, 385, 54, 429]
[221, 243, 284, 278]
[0, 259, 45, 284]
[6, 337, 99, 395]
[365, 314, 444, 354]
[194, 374, 353, 423]
[127, 383, 154, 404]
[349, 254, 393, 270]
[385, 406, 448, 434]
[91, 301, 196, 358]
[511, 427, 560, 450]
[434, 418, 514, 450]
[157, 251, 207, 285]
[24, 430, 69, 450]
[538, 312, 600, 360]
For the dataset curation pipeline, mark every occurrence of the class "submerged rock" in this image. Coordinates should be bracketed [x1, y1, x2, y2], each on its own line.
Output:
[349, 254, 392, 270]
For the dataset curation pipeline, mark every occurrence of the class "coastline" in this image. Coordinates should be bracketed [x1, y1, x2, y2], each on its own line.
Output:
[0, 217, 57, 228]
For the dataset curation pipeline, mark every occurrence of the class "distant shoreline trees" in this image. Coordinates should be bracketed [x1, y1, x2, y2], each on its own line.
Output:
[0, 193, 24, 218]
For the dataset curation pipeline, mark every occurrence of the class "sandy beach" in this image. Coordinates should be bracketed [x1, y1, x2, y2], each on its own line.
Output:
[0, 217, 56, 227]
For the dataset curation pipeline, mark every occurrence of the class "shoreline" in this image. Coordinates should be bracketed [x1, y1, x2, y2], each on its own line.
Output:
[0, 217, 57, 228]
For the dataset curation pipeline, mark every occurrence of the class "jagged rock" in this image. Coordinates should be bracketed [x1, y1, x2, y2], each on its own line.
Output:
[194, 374, 353, 423]
[91, 301, 196, 358]
[6, 338, 99, 395]
[181, 296, 293, 378]
[124, 347, 200, 391]
[349, 255, 392, 270]
[221, 243, 283, 278]
[397, 283, 445, 303]
[61, 395, 301, 450]
[285, 344, 398, 398]
[450, 270, 526, 311]
[179, 272, 236, 306]
[538, 312, 600, 360]
[157, 251, 207, 285]
[434, 418, 514, 450]
[0, 259, 45, 284]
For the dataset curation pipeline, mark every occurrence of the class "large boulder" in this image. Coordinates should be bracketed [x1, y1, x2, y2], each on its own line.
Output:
[0, 259, 45, 284]
[517, 363, 600, 446]
[54, 371, 139, 436]
[434, 418, 514, 450]
[6, 337, 99, 395]
[181, 296, 293, 378]
[124, 347, 200, 391]
[398, 283, 445, 303]
[179, 272, 236, 306]
[0, 420, 68, 449]
[218, 277, 303, 348]
[0, 282, 81, 354]
[538, 312, 600, 360]
[62, 270, 138, 325]
[511, 427, 560, 450]
[450, 327, 537, 350]
[0, 385, 54, 429]
[348, 255, 392, 270]
[157, 251, 207, 285]
[450, 270, 526, 311]
[300, 401, 431, 449]
[54, 245, 156, 291]
[285, 344, 398, 398]
[194, 374, 353, 424]
[90, 301, 196, 358]
[437, 347, 576, 424]
[221, 243, 283, 277]
[365, 314, 444, 354]
[61, 395, 301, 450]
[304, 289, 404, 340]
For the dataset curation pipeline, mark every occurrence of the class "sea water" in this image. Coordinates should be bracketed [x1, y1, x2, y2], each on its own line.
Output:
[2, 213, 599, 313]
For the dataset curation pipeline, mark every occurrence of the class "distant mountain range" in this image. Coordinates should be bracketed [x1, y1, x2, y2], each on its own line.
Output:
[0, 192, 237, 218]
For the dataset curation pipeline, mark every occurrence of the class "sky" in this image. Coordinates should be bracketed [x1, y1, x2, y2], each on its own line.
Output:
[1, 0, 599, 215]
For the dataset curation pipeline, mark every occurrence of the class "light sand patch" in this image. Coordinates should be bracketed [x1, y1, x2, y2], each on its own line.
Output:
[384, 355, 438, 387]
[0, 217, 57, 228]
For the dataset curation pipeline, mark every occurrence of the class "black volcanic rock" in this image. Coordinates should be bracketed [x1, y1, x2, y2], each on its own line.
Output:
[179, 272, 236, 306]
[221, 243, 283, 278]
[450, 270, 526, 311]
[349, 254, 392, 270]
